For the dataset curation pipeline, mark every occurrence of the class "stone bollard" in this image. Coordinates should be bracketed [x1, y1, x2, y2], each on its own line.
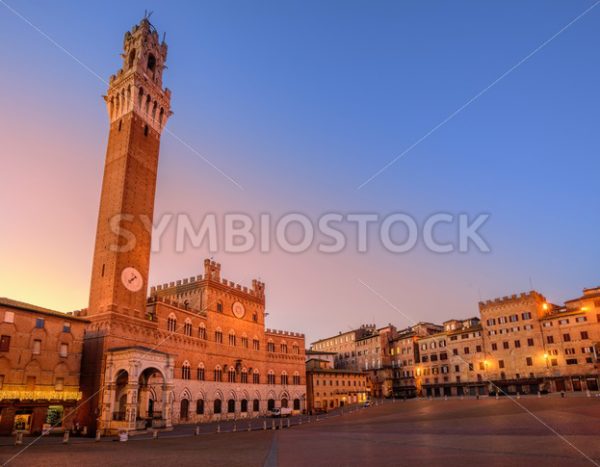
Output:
[263, 420, 267, 430]
[195, 426, 200, 436]
[586, 390, 591, 398]
[63, 431, 70, 444]
[248, 422, 251, 432]
[82, 426, 88, 436]
[444, 396, 448, 401]
[271, 419, 275, 430]
[517, 392, 521, 400]
[153, 429, 159, 439]
[233, 422, 237, 432]
[217, 423, 221, 433]
[15, 432, 23, 446]
[279, 419, 283, 430]
[299, 417, 302, 425]
[95, 430, 101, 442]
[537, 391, 541, 398]
[460, 395, 464, 401]
[286, 418, 290, 429]
[495, 393, 499, 400]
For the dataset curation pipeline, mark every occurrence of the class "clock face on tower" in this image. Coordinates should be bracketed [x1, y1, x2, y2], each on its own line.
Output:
[121, 267, 143, 292]
[232, 301, 245, 319]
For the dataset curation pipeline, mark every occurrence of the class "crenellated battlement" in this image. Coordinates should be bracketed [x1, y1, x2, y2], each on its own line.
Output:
[478, 291, 546, 310]
[150, 259, 266, 300]
[265, 328, 305, 339]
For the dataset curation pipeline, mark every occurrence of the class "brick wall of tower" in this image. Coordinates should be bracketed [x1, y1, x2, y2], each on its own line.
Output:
[88, 112, 161, 318]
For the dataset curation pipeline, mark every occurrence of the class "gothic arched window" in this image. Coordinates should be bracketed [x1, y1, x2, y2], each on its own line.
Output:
[167, 314, 176, 332]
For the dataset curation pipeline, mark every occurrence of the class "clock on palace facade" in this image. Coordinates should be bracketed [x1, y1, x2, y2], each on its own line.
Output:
[232, 301, 245, 319]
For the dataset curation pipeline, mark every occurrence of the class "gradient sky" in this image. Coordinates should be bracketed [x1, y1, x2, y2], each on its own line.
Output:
[1, 1, 599, 344]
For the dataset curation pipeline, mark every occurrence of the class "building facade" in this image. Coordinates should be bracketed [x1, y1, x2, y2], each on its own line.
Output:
[76, 18, 306, 434]
[310, 324, 396, 398]
[389, 322, 442, 398]
[0, 299, 88, 435]
[412, 289, 600, 397]
[305, 358, 368, 413]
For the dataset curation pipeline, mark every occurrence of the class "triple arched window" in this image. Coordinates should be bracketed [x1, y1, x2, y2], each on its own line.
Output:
[181, 361, 191, 380]
[167, 314, 177, 332]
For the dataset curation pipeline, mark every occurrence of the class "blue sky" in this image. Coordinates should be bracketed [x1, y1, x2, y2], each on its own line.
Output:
[1, 1, 599, 341]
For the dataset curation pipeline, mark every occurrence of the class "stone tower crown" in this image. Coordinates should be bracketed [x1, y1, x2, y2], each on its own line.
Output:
[104, 17, 172, 133]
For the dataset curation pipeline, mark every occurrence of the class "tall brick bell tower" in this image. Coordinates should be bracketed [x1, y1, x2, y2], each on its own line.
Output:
[89, 17, 171, 318]
[80, 17, 171, 431]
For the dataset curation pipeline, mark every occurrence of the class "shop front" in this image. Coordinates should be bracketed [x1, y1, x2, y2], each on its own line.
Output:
[0, 390, 82, 435]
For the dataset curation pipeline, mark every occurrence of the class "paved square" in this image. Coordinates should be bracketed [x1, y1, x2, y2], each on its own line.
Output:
[1, 398, 599, 466]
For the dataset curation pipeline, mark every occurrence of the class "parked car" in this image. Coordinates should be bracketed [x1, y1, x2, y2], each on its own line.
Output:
[269, 407, 293, 418]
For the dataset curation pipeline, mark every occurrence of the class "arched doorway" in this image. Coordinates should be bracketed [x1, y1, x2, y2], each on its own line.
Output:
[196, 400, 204, 415]
[148, 399, 155, 418]
[180, 399, 189, 421]
[281, 398, 288, 409]
[267, 399, 275, 411]
[214, 399, 222, 414]
[114, 370, 129, 421]
[241, 399, 248, 413]
[137, 367, 167, 428]
[227, 399, 235, 414]
[293, 399, 300, 411]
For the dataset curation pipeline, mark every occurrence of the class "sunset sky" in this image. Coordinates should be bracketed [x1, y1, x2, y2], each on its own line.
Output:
[1, 0, 599, 343]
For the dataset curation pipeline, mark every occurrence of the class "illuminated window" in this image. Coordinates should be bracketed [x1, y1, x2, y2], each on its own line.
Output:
[55, 377, 64, 391]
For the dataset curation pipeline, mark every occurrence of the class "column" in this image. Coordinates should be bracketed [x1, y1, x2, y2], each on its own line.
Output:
[99, 383, 115, 432]
[125, 383, 139, 431]
[162, 383, 174, 428]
